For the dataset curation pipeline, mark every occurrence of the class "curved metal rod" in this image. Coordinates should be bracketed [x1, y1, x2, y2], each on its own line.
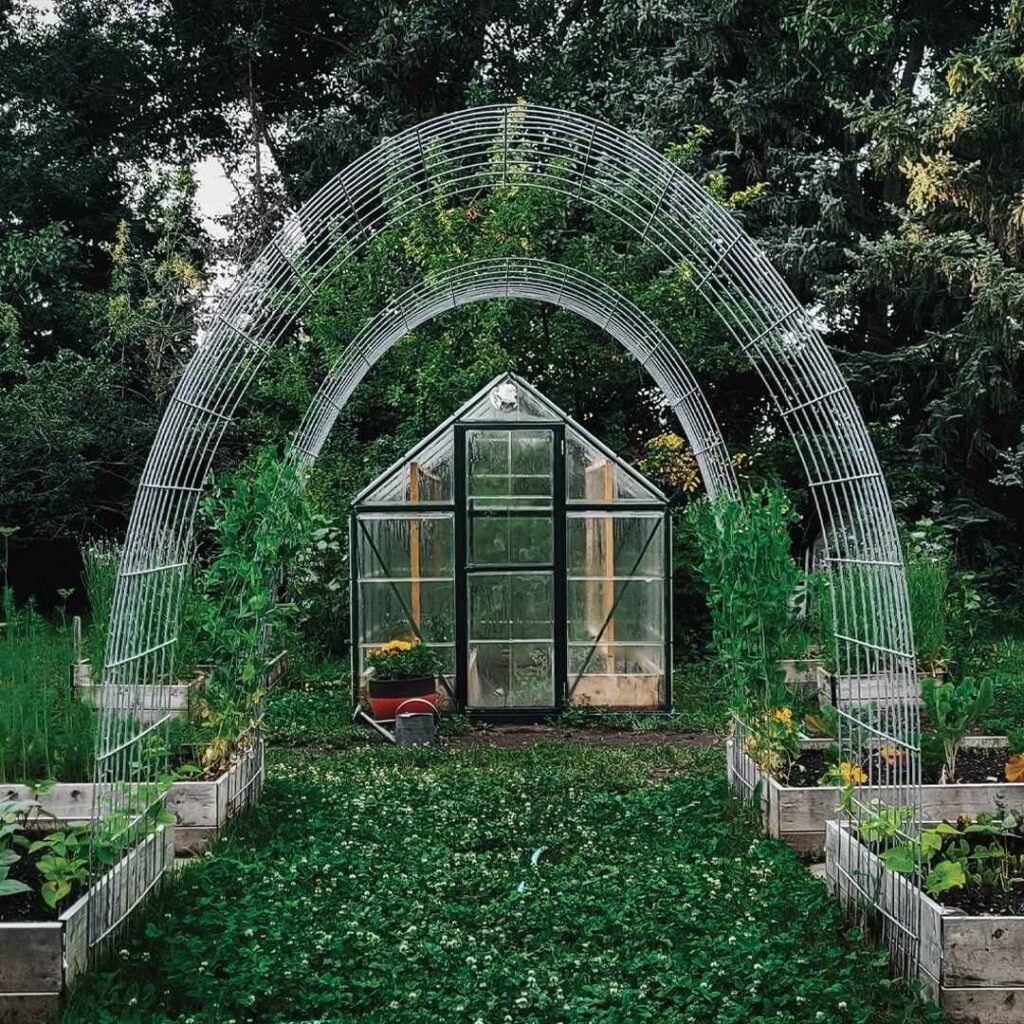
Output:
[289, 257, 737, 499]
[93, 103, 920, 971]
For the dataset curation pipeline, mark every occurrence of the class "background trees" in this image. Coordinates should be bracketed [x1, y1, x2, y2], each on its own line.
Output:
[1, 0, 1022, 616]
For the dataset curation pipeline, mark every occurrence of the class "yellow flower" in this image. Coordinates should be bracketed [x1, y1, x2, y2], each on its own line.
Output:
[773, 707, 793, 724]
[376, 639, 414, 655]
[838, 762, 868, 787]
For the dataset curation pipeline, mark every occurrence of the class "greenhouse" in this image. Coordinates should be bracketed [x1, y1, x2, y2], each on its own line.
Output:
[351, 374, 672, 716]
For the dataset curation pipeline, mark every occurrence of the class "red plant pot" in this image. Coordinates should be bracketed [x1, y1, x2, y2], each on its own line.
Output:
[368, 675, 437, 721]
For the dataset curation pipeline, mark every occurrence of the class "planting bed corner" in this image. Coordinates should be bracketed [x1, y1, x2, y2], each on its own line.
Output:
[826, 820, 1024, 1024]
[728, 727, 1022, 855]
[0, 825, 175, 1024]
[165, 737, 265, 854]
[3, 738, 265, 858]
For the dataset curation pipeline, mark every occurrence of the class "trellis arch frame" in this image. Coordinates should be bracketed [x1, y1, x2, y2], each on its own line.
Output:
[289, 257, 736, 499]
[94, 103, 921, 971]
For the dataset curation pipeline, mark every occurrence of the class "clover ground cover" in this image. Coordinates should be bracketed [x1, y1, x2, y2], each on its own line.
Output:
[63, 743, 940, 1024]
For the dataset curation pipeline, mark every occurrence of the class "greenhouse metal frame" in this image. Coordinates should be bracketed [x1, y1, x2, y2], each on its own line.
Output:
[350, 374, 673, 719]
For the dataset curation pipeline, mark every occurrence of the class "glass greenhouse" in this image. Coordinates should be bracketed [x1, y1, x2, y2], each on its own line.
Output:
[350, 375, 671, 717]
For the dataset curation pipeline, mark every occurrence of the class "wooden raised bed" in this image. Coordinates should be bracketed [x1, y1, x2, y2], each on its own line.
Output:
[0, 825, 175, 1024]
[265, 649, 289, 688]
[827, 820, 1024, 1023]
[72, 663, 205, 724]
[2, 739, 265, 857]
[728, 730, 1021, 856]
[815, 664, 945, 708]
[165, 738, 266, 855]
[779, 657, 821, 695]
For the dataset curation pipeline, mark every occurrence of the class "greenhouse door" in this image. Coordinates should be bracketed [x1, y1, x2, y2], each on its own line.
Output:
[454, 424, 567, 714]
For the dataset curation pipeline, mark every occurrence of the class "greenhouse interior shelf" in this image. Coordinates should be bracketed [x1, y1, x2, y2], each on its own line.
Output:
[350, 375, 672, 719]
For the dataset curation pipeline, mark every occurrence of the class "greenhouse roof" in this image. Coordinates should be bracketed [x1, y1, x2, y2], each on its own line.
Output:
[353, 373, 666, 507]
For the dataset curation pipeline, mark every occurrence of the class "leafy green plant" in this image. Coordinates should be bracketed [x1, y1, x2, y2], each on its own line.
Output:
[743, 706, 802, 775]
[194, 449, 320, 773]
[29, 827, 89, 909]
[687, 487, 802, 717]
[289, 522, 349, 661]
[882, 810, 1024, 901]
[0, 797, 34, 899]
[0, 593, 95, 784]
[858, 802, 916, 845]
[904, 520, 950, 672]
[921, 675, 994, 780]
[366, 639, 442, 679]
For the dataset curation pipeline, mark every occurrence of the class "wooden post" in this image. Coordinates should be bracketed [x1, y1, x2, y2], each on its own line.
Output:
[601, 461, 615, 672]
[410, 462, 421, 630]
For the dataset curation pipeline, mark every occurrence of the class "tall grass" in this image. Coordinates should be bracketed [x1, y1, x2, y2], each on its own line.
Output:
[82, 539, 119, 676]
[905, 550, 948, 670]
[0, 590, 95, 784]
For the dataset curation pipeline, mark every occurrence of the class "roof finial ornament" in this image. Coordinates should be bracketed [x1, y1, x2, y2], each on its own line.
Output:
[489, 380, 519, 411]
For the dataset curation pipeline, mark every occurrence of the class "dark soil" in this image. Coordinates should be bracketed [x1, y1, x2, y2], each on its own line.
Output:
[778, 746, 1017, 787]
[939, 884, 1024, 915]
[445, 724, 721, 750]
[0, 845, 84, 923]
[936, 747, 1014, 784]
[779, 750, 830, 786]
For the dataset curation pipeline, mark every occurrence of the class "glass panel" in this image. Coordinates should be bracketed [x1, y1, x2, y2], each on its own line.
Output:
[468, 573, 552, 640]
[357, 514, 454, 579]
[565, 429, 661, 502]
[567, 513, 663, 578]
[467, 430, 553, 504]
[470, 515, 552, 565]
[468, 642, 554, 707]
[361, 432, 453, 504]
[567, 578, 664, 644]
[463, 380, 558, 422]
[359, 580, 454, 645]
[568, 643, 664, 709]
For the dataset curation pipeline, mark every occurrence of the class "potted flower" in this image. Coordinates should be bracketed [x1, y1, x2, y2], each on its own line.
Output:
[365, 639, 441, 720]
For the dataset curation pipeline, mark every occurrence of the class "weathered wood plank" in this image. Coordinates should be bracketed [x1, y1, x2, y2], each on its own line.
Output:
[166, 779, 221, 829]
[0, 993, 61, 1024]
[0, 923, 62, 993]
[940, 987, 1024, 1024]
[173, 826, 216, 855]
[945, 918, 1024, 988]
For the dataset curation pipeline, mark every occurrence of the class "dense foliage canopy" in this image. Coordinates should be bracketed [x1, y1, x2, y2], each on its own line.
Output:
[2, 0, 1022, 615]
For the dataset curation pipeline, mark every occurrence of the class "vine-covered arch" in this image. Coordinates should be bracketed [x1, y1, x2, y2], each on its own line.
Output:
[289, 257, 736, 498]
[95, 104, 920, 969]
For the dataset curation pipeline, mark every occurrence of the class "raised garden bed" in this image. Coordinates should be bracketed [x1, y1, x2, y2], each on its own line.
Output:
[727, 730, 1021, 855]
[779, 657, 821, 695]
[2, 740, 264, 857]
[0, 825, 174, 1024]
[826, 819, 1024, 1024]
[165, 738, 265, 855]
[265, 649, 289, 688]
[815, 665, 944, 708]
[71, 662, 205, 724]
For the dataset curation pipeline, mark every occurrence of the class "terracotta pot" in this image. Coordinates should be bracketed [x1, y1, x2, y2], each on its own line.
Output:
[368, 675, 437, 721]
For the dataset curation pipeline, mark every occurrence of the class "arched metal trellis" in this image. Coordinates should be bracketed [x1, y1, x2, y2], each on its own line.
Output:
[290, 257, 736, 499]
[94, 104, 920, 973]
